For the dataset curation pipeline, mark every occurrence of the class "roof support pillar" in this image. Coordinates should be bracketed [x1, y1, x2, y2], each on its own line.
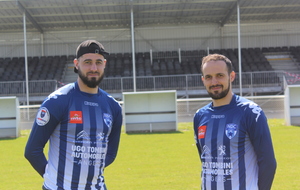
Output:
[23, 13, 30, 119]
[130, 1, 136, 92]
[237, 0, 243, 96]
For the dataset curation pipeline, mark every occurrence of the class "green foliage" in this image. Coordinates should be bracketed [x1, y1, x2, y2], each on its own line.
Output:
[0, 119, 299, 190]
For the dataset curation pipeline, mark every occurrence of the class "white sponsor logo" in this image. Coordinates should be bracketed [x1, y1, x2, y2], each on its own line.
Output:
[84, 101, 99, 107]
[249, 103, 262, 122]
[238, 100, 262, 122]
[71, 145, 105, 166]
[76, 130, 90, 140]
[211, 115, 225, 119]
[201, 145, 212, 159]
[218, 145, 226, 156]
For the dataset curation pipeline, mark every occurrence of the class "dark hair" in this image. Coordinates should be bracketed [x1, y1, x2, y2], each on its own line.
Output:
[201, 54, 233, 75]
[74, 40, 109, 73]
[76, 40, 109, 59]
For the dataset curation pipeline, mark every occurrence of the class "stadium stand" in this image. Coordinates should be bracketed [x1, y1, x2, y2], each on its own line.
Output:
[0, 46, 299, 98]
[1, 47, 299, 80]
[290, 46, 300, 65]
[0, 55, 66, 81]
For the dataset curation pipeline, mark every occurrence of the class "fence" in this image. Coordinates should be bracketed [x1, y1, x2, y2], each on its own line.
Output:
[19, 95, 285, 130]
[0, 71, 292, 102]
[0, 80, 57, 97]
[101, 71, 283, 90]
[98, 71, 286, 99]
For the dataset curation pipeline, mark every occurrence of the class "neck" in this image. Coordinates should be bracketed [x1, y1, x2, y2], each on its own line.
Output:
[212, 92, 234, 107]
[77, 78, 98, 94]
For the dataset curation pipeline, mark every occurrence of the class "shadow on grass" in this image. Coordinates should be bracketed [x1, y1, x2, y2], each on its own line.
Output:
[125, 130, 183, 135]
[0, 130, 30, 141]
[0, 136, 18, 141]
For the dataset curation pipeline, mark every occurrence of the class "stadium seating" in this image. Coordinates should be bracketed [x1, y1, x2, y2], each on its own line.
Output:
[0, 46, 299, 86]
[0, 46, 299, 98]
[290, 46, 300, 65]
[0, 55, 66, 82]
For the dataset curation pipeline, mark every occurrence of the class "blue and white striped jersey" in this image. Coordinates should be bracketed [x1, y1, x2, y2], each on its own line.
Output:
[25, 82, 122, 190]
[193, 94, 276, 190]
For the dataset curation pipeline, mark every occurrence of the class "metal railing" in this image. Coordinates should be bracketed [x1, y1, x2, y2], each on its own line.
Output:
[100, 71, 285, 98]
[19, 95, 285, 130]
[0, 70, 296, 101]
[0, 80, 57, 97]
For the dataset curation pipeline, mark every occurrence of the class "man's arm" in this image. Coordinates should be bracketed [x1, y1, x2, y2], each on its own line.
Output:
[193, 113, 203, 161]
[24, 110, 59, 177]
[248, 110, 277, 190]
[105, 106, 122, 167]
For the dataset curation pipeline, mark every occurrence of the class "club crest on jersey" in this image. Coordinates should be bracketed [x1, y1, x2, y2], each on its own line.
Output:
[225, 123, 238, 139]
[103, 113, 112, 128]
[36, 107, 50, 126]
[70, 111, 83, 124]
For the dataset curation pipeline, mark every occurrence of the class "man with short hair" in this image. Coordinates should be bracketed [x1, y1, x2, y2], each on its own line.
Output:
[193, 54, 276, 190]
[25, 40, 122, 190]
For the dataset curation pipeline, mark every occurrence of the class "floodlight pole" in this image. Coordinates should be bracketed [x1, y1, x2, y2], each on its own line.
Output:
[130, 1, 136, 92]
[237, 1, 243, 96]
[23, 13, 30, 120]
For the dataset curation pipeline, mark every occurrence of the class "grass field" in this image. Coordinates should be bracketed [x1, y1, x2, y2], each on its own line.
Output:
[0, 118, 299, 190]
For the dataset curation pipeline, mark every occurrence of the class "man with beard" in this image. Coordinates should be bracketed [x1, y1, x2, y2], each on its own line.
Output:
[25, 40, 122, 190]
[193, 54, 276, 190]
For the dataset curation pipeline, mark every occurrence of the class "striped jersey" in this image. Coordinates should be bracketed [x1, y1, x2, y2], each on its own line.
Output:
[193, 94, 276, 190]
[25, 82, 122, 190]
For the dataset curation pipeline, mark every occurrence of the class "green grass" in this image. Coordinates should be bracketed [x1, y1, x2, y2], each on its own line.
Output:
[0, 119, 299, 190]
[267, 119, 300, 190]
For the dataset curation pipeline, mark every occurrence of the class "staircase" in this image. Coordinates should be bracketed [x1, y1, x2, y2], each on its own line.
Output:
[263, 53, 300, 85]
[265, 53, 299, 71]
[62, 57, 78, 84]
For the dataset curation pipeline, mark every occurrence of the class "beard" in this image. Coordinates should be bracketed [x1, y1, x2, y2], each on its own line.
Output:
[207, 80, 231, 100]
[78, 68, 104, 88]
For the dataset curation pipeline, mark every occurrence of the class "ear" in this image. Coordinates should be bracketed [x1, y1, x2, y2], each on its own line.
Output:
[230, 71, 236, 82]
[73, 58, 79, 70]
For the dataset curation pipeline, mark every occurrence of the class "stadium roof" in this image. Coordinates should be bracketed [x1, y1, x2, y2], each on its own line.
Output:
[0, 0, 300, 33]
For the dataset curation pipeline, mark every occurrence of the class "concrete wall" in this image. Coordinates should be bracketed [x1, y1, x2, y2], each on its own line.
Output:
[0, 21, 300, 58]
